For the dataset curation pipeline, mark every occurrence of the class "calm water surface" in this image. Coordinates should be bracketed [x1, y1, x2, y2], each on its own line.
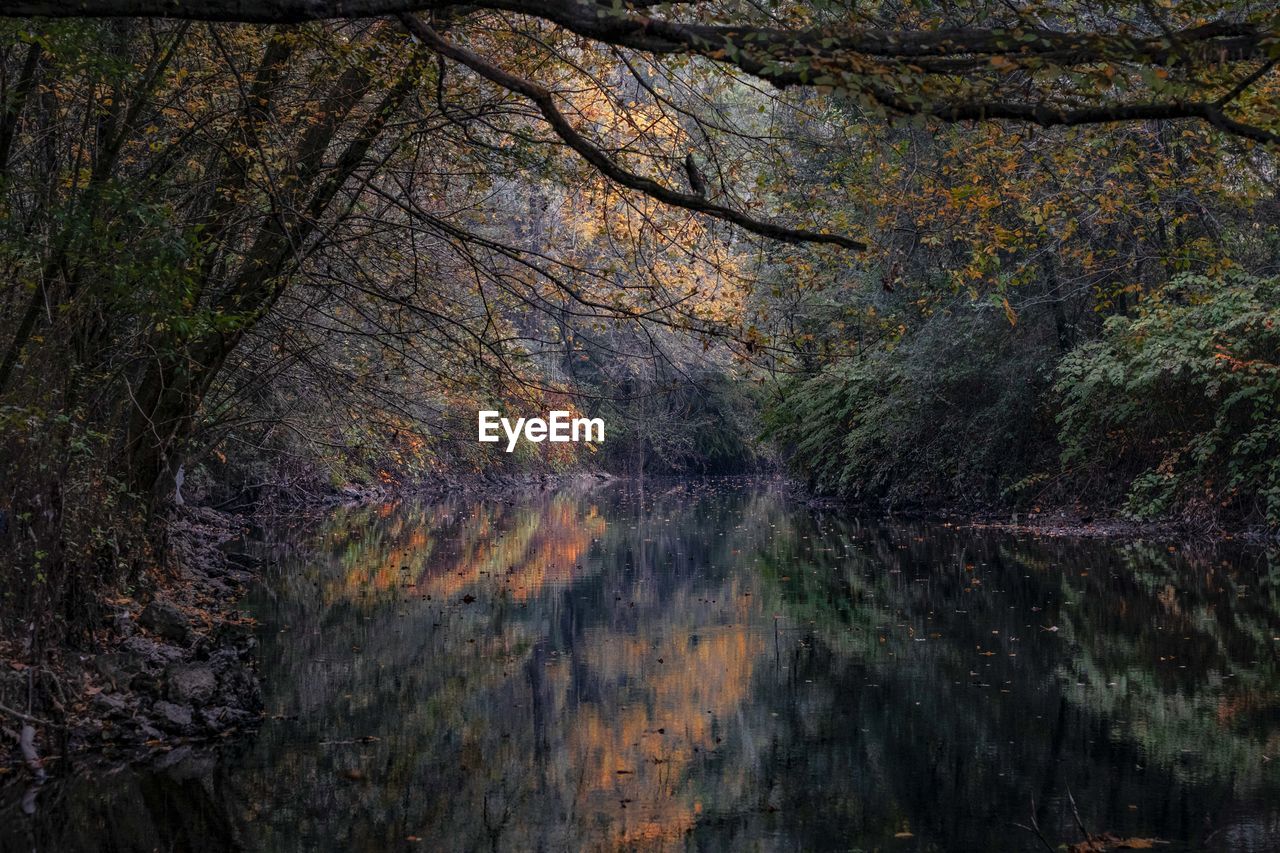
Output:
[5, 480, 1280, 851]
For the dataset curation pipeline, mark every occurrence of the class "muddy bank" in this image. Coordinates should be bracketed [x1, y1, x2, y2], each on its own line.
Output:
[1, 505, 263, 785]
[790, 483, 1279, 546]
[954, 509, 1274, 545]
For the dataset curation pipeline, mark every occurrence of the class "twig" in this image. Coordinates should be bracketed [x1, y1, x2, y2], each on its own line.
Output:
[1066, 786, 1094, 844]
[1011, 796, 1056, 853]
[1215, 58, 1279, 108]
[0, 701, 55, 728]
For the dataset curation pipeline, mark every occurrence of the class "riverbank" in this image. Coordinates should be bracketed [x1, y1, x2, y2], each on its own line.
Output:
[791, 484, 1278, 546]
[955, 509, 1274, 546]
[1, 504, 263, 782]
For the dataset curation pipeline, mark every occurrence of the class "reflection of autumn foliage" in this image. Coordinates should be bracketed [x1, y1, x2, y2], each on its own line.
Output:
[562, 604, 763, 847]
[321, 504, 444, 603]
[504, 501, 606, 602]
[324, 495, 606, 606]
[293, 488, 779, 850]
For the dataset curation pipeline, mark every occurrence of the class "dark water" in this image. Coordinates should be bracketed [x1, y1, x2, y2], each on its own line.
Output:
[5, 480, 1280, 852]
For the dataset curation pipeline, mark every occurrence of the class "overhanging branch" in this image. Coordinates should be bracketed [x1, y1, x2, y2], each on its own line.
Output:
[867, 85, 1280, 146]
[4, 0, 1274, 73]
[4, 1, 1276, 151]
[398, 13, 866, 250]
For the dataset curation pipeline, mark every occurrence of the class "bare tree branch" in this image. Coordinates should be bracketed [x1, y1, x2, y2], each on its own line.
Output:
[399, 13, 866, 250]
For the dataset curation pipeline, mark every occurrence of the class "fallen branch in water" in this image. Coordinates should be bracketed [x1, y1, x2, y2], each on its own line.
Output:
[1011, 796, 1056, 853]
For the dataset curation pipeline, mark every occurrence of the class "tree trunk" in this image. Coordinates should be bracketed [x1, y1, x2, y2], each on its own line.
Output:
[124, 54, 423, 512]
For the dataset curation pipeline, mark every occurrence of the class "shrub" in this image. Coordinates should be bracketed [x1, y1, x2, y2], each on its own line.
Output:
[764, 306, 1061, 507]
[1056, 272, 1280, 528]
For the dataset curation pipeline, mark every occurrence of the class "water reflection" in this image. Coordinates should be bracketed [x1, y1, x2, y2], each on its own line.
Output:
[5, 481, 1280, 851]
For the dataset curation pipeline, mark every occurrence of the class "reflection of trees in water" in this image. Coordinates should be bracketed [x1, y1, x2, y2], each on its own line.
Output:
[1, 762, 250, 852]
[1050, 542, 1280, 791]
[215, 484, 785, 851]
[744, 516, 1280, 850]
[7, 485, 1280, 851]
[219, 482, 815, 850]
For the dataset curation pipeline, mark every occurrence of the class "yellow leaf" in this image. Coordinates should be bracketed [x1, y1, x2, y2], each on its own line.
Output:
[1002, 296, 1018, 326]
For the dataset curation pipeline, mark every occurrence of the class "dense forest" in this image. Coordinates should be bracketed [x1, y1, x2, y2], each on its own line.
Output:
[1, 0, 1279, 796]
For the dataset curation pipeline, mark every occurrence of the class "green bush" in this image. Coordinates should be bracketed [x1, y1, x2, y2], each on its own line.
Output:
[1056, 272, 1280, 527]
[763, 307, 1060, 507]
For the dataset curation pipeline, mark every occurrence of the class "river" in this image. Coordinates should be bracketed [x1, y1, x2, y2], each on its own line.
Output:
[4, 480, 1279, 851]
